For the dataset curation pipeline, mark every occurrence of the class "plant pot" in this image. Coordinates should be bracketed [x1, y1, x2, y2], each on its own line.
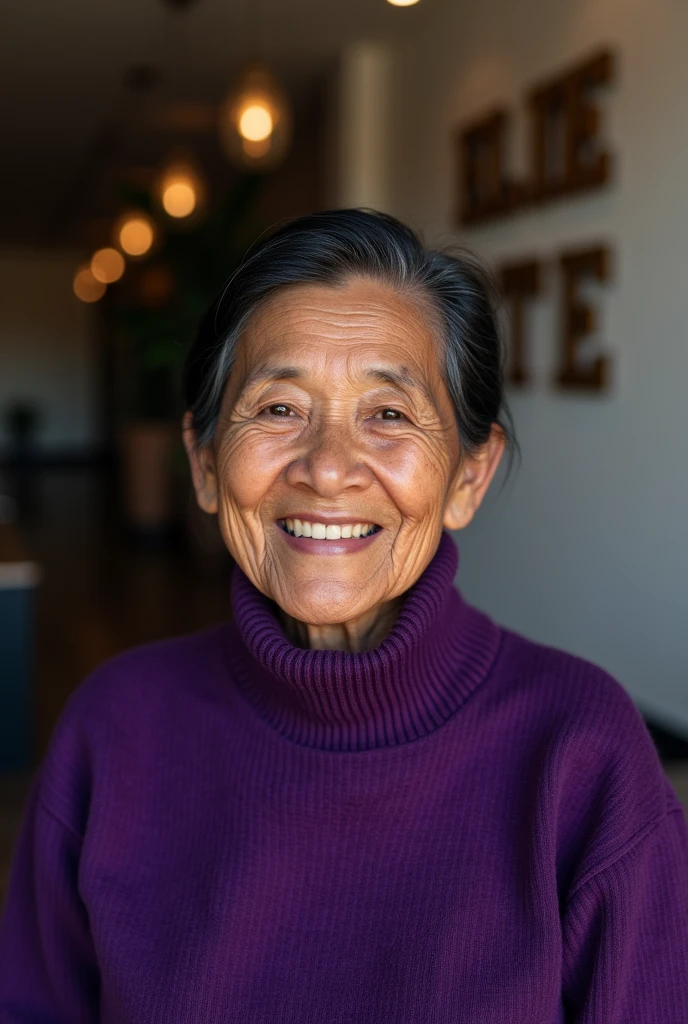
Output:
[118, 420, 179, 534]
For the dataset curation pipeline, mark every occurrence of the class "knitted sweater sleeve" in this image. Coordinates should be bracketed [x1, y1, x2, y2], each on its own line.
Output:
[0, 772, 100, 1023]
[561, 800, 688, 1022]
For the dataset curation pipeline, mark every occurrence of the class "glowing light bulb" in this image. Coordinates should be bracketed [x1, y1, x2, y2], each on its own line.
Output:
[73, 265, 106, 303]
[162, 179, 196, 218]
[238, 103, 273, 142]
[219, 63, 292, 171]
[91, 247, 125, 284]
[117, 215, 155, 257]
[387, 0, 421, 5]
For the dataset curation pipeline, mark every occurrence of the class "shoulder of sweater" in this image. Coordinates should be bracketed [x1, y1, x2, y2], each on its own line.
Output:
[66, 621, 229, 717]
[37, 623, 229, 832]
[491, 626, 683, 884]
[493, 624, 654, 739]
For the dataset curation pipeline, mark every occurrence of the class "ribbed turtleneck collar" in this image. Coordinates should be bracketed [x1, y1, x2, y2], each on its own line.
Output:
[225, 530, 502, 752]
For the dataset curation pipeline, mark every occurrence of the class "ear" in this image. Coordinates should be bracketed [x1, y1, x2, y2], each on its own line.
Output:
[181, 410, 219, 515]
[443, 424, 506, 531]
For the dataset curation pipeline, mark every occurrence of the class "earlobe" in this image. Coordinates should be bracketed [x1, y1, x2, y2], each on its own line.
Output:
[195, 457, 219, 515]
[442, 493, 473, 531]
[181, 411, 219, 515]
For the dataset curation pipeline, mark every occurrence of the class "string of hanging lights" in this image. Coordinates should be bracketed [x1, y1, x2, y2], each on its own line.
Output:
[73, 0, 297, 302]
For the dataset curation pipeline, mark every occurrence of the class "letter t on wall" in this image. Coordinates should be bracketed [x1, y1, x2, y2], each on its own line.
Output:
[500, 260, 541, 385]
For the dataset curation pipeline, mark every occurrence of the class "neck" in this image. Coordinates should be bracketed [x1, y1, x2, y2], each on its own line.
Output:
[277, 596, 405, 653]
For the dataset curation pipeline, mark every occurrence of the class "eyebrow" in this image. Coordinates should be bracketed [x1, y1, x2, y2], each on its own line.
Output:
[238, 364, 438, 411]
[366, 367, 437, 411]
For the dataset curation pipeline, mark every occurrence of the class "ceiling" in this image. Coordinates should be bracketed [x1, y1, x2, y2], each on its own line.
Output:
[0, 0, 429, 247]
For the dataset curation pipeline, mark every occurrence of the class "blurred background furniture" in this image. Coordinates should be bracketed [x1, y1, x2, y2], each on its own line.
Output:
[0, 519, 40, 770]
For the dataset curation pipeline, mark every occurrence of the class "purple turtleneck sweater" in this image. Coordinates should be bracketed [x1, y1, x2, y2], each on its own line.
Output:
[1, 531, 687, 1023]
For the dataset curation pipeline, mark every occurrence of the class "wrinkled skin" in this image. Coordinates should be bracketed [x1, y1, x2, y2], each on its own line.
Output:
[183, 276, 504, 652]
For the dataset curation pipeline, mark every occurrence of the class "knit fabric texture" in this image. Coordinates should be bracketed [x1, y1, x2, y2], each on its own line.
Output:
[1, 530, 687, 1022]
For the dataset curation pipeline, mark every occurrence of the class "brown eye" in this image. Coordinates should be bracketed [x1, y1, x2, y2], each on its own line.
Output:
[265, 404, 292, 417]
[377, 408, 404, 421]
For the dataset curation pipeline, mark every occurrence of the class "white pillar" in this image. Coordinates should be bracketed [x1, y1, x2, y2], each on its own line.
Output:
[328, 42, 392, 212]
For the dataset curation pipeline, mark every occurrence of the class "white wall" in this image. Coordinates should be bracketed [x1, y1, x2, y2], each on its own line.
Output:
[358, 0, 688, 730]
[0, 249, 100, 456]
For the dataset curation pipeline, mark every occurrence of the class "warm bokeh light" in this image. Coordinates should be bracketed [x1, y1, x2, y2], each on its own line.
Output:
[386, 0, 421, 5]
[73, 265, 106, 303]
[219, 63, 292, 171]
[157, 158, 204, 221]
[116, 215, 155, 257]
[90, 247, 125, 284]
[238, 103, 273, 142]
[162, 179, 196, 218]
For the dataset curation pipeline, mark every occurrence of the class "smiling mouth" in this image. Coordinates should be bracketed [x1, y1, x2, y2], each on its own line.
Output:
[277, 518, 382, 540]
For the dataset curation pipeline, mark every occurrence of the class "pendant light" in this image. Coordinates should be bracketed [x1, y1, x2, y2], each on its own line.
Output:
[91, 247, 126, 284]
[156, 152, 206, 221]
[156, 1, 207, 221]
[219, 62, 292, 171]
[73, 264, 106, 303]
[218, 0, 292, 173]
[114, 212, 156, 258]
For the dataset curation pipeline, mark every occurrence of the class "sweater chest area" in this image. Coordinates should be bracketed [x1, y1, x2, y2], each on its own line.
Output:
[78, 733, 564, 1024]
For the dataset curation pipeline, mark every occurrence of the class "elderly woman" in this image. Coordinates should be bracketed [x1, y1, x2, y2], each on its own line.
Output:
[1, 210, 687, 1023]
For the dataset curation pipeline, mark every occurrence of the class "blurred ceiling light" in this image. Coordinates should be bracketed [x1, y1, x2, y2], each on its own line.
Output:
[239, 104, 273, 142]
[158, 159, 203, 219]
[73, 265, 106, 303]
[162, 179, 196, 218]
[91, 247, 125, 284]
[219, 63, 292, 171]
[386, 0, 421, 5]
[115, 213, 155, 257]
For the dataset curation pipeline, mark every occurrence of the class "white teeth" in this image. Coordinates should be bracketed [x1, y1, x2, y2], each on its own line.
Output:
[280, 519, 378, 539]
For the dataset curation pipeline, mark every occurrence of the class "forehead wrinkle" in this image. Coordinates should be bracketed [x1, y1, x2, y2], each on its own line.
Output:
[253, 292, 429, 336]
[236, 285, 446, 411]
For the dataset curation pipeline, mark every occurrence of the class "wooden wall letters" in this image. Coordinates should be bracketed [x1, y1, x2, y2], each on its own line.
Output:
[455, 47, 616, 392]
[457, 49, 614, 225]
[557, 245, 611, 391]
[500, 246, 612, 392]
[500, 260, 541, 386]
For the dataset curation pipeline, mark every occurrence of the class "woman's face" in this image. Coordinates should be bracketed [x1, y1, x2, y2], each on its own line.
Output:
[184, 276, 503, 626]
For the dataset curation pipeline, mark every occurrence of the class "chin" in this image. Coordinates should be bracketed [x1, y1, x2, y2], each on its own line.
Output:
[277, 583, 374, 627]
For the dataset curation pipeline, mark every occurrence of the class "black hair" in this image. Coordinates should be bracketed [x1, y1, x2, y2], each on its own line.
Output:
[182, 208, 518, 473]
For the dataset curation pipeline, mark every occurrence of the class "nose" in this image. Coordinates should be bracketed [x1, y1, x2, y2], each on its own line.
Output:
[284, 419, 373, 498]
